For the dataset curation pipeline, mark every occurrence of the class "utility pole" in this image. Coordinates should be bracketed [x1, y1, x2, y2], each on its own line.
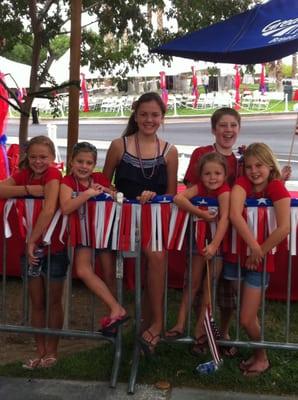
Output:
[67, 0, 81, 171]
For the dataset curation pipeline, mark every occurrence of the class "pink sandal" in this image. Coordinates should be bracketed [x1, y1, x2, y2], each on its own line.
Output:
[100, 314, 130, 334]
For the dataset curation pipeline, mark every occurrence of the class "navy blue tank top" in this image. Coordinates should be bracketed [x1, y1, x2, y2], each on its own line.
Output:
[114, 137, 171, 199]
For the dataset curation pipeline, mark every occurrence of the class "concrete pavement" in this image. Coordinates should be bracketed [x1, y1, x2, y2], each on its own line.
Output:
[0, 378, 297, 400]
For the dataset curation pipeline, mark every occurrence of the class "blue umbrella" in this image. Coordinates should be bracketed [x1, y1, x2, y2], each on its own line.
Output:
[151, 0, 298, 64]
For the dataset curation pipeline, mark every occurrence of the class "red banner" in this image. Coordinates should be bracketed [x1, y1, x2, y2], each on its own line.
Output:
[234, 65, 241, 110]
[191, 66, 199, 108]
[259, 63, 266, 94]
[80, 73, 89, 112]
[159, 71, 168, 107]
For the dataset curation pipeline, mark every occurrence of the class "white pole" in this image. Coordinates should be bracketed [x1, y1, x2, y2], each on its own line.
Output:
[173, 97, 177, 116]
[287, 113, 298, 165]
[47, 123, 62, 163]
[60, 101, 65, 118]
[285, 93, 288, 112]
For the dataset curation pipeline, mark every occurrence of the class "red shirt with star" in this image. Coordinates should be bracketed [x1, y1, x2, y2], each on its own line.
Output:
[234, 176, 290, 272]
[12, 166, 64, 253]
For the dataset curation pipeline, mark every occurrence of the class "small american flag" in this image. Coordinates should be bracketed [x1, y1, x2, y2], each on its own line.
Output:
[203, 304, 222, 367]
[203, 256, 223, 367]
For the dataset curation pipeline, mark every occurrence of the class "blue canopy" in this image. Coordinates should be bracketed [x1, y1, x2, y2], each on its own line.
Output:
[152, 0, 298, 64]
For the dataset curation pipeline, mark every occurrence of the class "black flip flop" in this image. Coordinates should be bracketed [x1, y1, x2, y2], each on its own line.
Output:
[165, 329, 185, 341]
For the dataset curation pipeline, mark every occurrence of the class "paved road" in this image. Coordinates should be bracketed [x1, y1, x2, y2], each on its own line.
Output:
[6, 114, 298, 179]
[0, 377, 296, 400]
[6, 114, 297, 147]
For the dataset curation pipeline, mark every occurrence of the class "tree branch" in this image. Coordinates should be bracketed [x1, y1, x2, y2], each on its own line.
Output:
[82, 2, 100, 14]
[37, 0, 55, 22]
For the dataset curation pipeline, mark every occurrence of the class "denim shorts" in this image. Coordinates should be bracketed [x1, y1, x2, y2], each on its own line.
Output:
[223, 262, 270, 289]
[21, 251, 69, 281]
[75, 245, 106, 256]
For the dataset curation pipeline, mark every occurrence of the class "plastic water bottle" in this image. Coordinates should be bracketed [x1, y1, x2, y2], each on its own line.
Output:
[195, 360, 218, 375]
[28, 246, 44, 277]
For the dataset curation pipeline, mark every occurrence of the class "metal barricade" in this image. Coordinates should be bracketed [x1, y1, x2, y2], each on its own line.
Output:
[0, 195, 127, 388]
[127, 196, 298, 394]
[1, 196, 298, 393]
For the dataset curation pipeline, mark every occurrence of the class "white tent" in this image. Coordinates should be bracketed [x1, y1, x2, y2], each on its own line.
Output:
[126, 57, 202, 77]
[49, 49, 103, 84]
[125, 57, 243, 77]
[0, 56, 31, 88]
[49, 49, 255, 84]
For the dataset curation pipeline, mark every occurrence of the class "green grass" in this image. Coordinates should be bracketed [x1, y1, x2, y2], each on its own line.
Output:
[1, 290, 298, 396]
[9, 100, 296, 120]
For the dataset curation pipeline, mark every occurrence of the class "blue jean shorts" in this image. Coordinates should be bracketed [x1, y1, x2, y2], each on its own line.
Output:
[75, 245, 107, 256]
[223, 262, 270, 289]
[21, 251, 69, 281]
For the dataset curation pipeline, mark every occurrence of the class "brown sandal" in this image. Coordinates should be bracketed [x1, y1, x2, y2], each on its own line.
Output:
[165, 329, 184, 340]
[139, 329, 161, 356]
[189, 334, 208, 357]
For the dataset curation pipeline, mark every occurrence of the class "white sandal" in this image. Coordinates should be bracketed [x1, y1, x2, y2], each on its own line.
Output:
[22, 358, 42, 370]
[40, 356, 57, 368]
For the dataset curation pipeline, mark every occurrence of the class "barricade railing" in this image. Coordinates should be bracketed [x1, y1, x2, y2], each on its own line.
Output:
[127, 196, 298, 394]
[1, 196, 298, 393]
[0, 194, 127, 388]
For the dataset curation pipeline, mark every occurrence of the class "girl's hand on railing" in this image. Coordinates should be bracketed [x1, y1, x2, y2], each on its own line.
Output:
[27, 241, 38, 265]
[91, 183, 105, 192]
[198, 209, 217, 222]
[103, 186, 117, 199]
[244, 243, 263, 269]
[137, 190, 157, 204]
[86, 185, 104, 198]
[202, 243, 216, 259]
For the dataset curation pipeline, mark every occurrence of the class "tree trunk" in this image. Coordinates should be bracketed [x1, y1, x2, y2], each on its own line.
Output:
[19, 97, 34, 146]
[276, 59, 283, 91]
[19, 113, 30, 146]
[157, 8, 164, 31]
[66, 0, 81, 172]
[18, 0, 43, 147]
[267, 61, 276, 78]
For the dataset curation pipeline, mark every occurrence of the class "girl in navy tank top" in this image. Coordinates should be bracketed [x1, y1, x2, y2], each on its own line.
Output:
[103, 92, 178, 354]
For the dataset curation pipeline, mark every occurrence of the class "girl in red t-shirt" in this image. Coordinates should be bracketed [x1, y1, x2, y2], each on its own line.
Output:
[166, 153, 230, 347]
[228, 143, 290, 377]
[0, 135, 66, 369]
[60, 142, 128, 334]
